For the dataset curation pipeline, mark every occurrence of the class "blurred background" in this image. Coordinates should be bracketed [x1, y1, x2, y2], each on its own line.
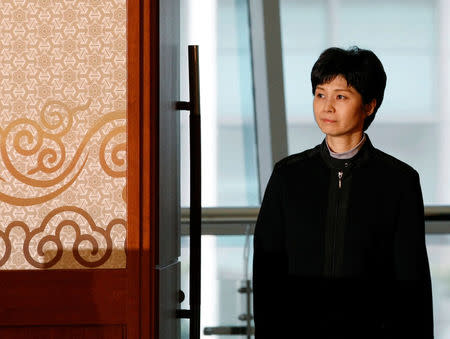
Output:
[179, 0, 450, 337]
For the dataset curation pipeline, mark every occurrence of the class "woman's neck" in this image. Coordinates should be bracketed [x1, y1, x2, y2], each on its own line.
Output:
[326, 132, 364, 153]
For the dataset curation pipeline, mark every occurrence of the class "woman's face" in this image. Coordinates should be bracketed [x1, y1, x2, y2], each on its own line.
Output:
[313, 75, 373, 138]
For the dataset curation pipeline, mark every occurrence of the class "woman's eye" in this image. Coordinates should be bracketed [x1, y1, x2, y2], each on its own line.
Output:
[316, 93, 324, 98]
[337, 95, 346, 100]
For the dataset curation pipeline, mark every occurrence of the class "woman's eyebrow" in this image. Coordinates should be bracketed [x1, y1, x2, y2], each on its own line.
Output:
[333, 88, 353, 92]
[316, 86, 353, 92]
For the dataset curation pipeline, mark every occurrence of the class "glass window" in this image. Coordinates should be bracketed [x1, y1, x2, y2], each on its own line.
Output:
[280, 0, 330, 152]
[180, 234, 254, 339]
[180, 0, 259, 208]
[280, 0, 450, 205]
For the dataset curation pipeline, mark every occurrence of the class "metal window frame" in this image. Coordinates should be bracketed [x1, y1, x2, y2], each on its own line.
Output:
[180, 207, 450, 236]
[248, 0, 288, 200]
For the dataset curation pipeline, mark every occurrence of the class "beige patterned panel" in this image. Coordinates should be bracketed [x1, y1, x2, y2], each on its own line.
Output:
[0, 0, 127, 269]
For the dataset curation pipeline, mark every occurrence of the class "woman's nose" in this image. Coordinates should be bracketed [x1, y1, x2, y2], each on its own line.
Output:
[325, 98, 335, 112]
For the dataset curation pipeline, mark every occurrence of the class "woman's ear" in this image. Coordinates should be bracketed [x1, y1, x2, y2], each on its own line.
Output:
[365, 99, 377, 117]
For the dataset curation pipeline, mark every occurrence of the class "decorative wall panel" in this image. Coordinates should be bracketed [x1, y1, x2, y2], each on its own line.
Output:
[0, 0, 127, 269]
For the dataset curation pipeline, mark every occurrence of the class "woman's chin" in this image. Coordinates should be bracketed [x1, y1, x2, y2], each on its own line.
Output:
[318, 125, 339, 136]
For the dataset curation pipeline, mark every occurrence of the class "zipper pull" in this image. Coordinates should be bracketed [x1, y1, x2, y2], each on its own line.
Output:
[338, 171, 343, 188]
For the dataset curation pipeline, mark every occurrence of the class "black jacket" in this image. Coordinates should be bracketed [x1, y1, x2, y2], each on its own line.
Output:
[253, 135, 433, 338]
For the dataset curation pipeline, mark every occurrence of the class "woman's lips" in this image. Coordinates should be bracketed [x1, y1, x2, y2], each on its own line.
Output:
[321, 118, 336, 123]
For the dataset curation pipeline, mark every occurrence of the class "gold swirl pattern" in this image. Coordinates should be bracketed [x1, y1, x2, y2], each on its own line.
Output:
[100, 125, 126, 178]
[0, 206, 126, 268]
[0, 100, 126, 206]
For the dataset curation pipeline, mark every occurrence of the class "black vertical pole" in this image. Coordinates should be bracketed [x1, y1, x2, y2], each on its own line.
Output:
[188, 45, 201, 339]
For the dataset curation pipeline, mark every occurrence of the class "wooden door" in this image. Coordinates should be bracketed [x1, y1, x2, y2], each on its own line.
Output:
[0, 1, 159, 338]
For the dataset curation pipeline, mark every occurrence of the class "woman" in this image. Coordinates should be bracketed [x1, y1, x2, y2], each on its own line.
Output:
[252, 47, 433, 338]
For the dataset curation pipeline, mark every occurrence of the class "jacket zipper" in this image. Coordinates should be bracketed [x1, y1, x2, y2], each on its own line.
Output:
[331, 171, 343, 276]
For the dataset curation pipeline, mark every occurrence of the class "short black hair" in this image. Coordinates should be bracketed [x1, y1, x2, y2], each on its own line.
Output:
[311, 46, 387, 131]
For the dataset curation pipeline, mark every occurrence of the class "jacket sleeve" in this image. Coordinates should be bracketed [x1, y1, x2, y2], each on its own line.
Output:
[252, 164, 288, 338]
[392, 170, 434, 338]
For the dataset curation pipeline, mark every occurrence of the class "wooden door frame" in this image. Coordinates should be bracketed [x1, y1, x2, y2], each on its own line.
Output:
[131, 0, 159, 338]
[127, 0, 143, 338]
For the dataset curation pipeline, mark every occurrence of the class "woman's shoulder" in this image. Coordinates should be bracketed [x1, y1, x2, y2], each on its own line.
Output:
[370, 147, 419, 179]
[274, 144, 322, 172]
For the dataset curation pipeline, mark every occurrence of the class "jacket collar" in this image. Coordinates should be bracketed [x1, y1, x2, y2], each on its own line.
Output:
[319, 134, 374, 169]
